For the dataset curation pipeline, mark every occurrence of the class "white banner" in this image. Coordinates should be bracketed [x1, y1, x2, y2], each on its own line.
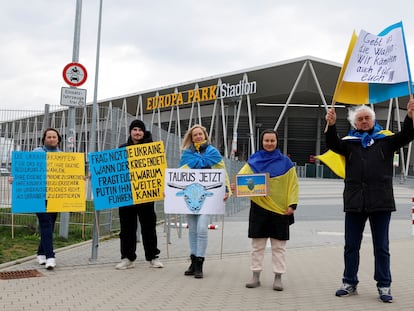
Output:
[343, 27, 409, 84]
[164, 168, 226, 214]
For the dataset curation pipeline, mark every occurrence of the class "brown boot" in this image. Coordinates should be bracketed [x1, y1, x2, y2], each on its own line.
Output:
[184, 255, 196, 276]
[273, 273, 283, 291]
[246, 271, 261, 288]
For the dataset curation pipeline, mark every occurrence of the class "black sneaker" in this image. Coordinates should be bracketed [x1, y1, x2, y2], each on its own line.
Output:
[335, 283, 357, 297]
[378, 287, 393, 303]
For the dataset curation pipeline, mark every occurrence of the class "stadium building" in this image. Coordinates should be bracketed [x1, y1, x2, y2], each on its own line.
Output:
[1, 56, 413, 177]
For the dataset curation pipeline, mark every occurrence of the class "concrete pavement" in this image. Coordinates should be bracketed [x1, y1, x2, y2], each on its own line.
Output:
[1, 178, 414, 310]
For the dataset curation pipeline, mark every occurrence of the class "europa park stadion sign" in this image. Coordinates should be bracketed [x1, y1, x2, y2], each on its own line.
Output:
[61, 62, 88, 107]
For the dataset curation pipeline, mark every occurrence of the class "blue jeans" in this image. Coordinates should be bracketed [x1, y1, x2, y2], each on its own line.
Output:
[187, 214, 210, 257]
[36, 212, 58, 259]
[343, 211, 391, 287]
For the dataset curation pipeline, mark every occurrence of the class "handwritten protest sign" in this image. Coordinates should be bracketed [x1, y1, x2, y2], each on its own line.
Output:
[164, 168, 226, 214]
[89, 141, 167, 210]
[343, 27, 409, 84]
[11, 151, 86, 213]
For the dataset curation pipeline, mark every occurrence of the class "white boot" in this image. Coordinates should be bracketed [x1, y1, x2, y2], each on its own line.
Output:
[246, 271, 261, 288]
[273, 273, 283, 291]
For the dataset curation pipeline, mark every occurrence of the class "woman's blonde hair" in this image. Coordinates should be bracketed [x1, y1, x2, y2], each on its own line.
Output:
[181, 124, 210, 150]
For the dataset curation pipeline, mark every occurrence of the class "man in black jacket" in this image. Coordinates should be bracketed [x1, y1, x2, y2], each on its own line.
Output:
[115, 120, 163, 270]
[325, 99, 414, 303]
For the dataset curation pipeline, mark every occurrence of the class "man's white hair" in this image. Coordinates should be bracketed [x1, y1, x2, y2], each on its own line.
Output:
[347, 105, 376, 129]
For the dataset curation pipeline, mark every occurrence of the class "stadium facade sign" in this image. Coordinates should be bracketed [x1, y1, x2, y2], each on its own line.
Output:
[146, 80, 256, 110]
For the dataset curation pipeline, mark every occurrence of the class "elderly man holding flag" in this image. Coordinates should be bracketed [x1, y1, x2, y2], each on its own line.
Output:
[320, 21, 414, 303]
[325, 99, 414, 303]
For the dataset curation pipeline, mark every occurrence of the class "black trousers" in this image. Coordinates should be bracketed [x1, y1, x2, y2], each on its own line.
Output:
[36, 212, 58, 258]
[118, 202, 160, 261]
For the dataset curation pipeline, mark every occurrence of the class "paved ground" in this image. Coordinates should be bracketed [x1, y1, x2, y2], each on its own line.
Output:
[1, 178, 414, 310]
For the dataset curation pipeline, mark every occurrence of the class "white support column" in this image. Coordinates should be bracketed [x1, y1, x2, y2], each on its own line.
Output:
[274, 61, 308, 131]
[220, 91, 228, 157]
[135, 95, 143, 121]
[149, 92, 159, 133]
[308, 60, 329, 111]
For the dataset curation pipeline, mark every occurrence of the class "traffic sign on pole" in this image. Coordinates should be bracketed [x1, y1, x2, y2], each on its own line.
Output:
[62, 62, 87, 87]
[60, 87, 87, 107]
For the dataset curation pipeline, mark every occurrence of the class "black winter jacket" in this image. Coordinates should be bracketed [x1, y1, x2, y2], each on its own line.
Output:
[326, 116, 414, 213]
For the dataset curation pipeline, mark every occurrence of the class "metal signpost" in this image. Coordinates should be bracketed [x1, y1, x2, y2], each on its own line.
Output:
[59, 0, 86, 239]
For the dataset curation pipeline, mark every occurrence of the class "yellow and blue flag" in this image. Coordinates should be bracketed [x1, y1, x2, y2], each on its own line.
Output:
[333, 21, 412, 105]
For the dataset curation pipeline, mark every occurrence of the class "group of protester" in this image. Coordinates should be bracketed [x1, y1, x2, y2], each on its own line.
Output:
[19, 99, 414, 304]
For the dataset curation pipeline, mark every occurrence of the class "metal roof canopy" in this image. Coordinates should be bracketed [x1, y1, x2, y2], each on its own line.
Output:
[102, 55, 342, 112]
[96, 55, 412, 176]
[100, 56, 343, 154]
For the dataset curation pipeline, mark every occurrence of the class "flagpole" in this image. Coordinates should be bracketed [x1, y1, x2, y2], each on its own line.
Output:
[408, 81, 414, 126]
[324, 31, 356, 134]
[323, 102, 334, 133]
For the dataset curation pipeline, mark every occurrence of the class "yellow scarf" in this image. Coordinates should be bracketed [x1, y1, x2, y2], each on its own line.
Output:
[194, 140, 207, 151]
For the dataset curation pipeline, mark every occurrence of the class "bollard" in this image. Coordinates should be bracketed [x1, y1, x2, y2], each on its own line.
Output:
[412, 198, 414, 236]
[169, 223, 189, 228]
[168, 223, 218, 229]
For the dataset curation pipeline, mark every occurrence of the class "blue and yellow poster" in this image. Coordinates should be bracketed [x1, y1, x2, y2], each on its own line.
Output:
[235, 173, 268, 197]
[89, 141, 167, 210]
[11, 152, 86, 213]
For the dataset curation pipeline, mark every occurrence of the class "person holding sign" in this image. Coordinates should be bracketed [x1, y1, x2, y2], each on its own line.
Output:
[179, 124, 230, 278]
[325, 100, 414, 303]
[115, 120, 163, 270]
[231, 129, 298, 291]
[33, 128, 62, 270]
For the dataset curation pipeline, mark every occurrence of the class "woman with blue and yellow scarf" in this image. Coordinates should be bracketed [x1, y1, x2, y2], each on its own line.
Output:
[179, 124, 230, 278]
[232, 129, 299, 291]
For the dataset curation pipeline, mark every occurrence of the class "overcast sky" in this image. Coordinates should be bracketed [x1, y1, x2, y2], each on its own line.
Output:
[1, 0, 414, 112]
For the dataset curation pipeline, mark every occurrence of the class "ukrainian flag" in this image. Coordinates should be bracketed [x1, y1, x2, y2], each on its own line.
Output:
[333, 21, 412, 105]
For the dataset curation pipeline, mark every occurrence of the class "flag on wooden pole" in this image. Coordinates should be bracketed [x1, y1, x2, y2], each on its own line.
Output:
[333, 21, 412, 105]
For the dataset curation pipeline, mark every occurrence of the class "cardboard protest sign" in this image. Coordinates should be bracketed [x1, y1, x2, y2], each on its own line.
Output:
[89, 141, 167, 210]
[11, 151, 86, 213]
[235, 173, 268, 197]
[164, 168, 226, 214]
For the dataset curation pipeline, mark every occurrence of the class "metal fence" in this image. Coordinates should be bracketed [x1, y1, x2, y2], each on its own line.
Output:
[0, 106, 250, 240]
[0, 159, 249, 240]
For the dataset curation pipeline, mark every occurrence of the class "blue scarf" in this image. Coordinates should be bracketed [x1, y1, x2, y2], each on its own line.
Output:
[347, 122, 391, 148]
[42, 146, 60, 152]
[247, 149, 293, 178]
[179, 143, 223, 169]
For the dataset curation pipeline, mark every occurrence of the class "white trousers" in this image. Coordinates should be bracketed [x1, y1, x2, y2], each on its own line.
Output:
[250, 238, 287, 274]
